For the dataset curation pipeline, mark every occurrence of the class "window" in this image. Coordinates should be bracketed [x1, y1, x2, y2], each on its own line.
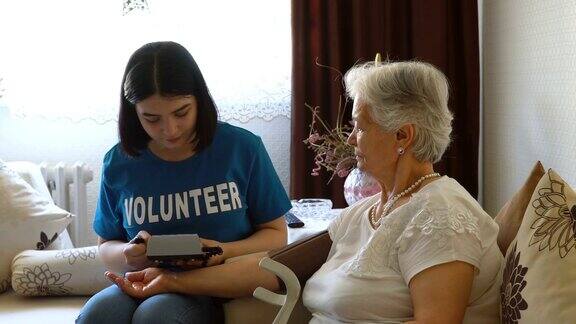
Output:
[0, 0, 291, 123]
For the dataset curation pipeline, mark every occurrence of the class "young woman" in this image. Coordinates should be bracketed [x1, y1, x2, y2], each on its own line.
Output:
[76, 41, 291, 324]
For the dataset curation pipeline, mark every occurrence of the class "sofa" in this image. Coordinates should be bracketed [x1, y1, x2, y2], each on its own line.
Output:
[0, 160, 326, 324]
[2, 160, 575, 324]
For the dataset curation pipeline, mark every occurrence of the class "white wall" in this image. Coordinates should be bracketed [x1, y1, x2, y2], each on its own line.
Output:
[482, 0, 576, 215]
[0, 106, 290, 246]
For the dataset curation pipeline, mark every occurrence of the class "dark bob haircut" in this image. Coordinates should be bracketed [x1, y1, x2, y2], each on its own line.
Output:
[119, 41, 218, 156]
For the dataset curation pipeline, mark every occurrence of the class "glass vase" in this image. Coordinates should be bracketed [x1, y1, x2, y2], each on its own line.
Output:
[343, 168, 381, 206]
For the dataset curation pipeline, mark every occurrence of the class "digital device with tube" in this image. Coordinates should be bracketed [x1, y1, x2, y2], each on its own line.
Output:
[130, 234, 223, 265]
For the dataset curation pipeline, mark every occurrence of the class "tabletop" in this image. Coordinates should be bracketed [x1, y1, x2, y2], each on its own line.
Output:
[287, 208, 342, 244]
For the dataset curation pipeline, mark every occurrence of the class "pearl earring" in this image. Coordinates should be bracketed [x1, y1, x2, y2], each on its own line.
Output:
[397, 147, 405, 155]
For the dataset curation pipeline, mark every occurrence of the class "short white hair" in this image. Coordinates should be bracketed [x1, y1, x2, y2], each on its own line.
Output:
[344, 60, 453, 163]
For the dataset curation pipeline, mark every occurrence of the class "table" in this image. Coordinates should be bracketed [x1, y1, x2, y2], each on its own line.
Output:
[287, 208, 342, 244]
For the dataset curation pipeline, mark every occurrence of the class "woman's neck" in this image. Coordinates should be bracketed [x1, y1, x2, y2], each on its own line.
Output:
[377, 161, 436, 203]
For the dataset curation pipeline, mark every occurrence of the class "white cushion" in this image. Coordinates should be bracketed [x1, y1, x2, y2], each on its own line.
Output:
[4, 162, 52, 199]
[11, 246, 111, 296]
[500, 169, 576, 323]
[0, 160, 73, 294]
[6, 161, 75, 250]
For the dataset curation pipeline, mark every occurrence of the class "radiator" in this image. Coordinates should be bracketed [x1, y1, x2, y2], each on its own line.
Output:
[40, 162, 94, 246]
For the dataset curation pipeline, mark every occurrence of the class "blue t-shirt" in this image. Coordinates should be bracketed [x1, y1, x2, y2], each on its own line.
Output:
[93, 122, 291, 243]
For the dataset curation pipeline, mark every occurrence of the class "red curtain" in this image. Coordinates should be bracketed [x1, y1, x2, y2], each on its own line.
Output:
[291, 0, 480, 207]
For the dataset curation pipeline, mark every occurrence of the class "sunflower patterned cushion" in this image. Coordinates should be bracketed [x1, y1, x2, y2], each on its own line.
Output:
[11, 246, 111, 296]
[500, 169, 576, 323]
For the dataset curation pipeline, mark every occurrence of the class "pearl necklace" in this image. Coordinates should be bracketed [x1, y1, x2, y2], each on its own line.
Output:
[370, 173, 441, 227]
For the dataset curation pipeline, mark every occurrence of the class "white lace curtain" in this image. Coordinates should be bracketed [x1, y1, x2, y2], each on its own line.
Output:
[0, 0, 291, 123]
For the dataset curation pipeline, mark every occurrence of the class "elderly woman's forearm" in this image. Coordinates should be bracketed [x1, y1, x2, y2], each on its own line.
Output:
[169, 254, 281, 298]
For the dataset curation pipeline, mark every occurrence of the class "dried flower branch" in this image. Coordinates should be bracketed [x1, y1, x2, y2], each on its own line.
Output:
[302, 59, 358, 183]
[303, 100, 356, 183]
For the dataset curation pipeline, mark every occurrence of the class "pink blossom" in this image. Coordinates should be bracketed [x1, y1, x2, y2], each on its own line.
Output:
[337, 169, 350, 177]
[304, 103, 356, 182]
[325, 150, 335, 163]
[311, 154, 323, 176]
[308, 132, 321, 144]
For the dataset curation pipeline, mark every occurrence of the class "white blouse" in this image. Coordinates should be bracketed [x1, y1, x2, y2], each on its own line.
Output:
[302, 177, 502, 324]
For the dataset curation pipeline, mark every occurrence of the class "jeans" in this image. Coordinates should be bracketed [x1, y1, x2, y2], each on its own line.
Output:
[76, 285, 221, 324]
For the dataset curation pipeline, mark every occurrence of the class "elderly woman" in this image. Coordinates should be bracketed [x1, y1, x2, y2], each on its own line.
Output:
[106, 60, 502, 324]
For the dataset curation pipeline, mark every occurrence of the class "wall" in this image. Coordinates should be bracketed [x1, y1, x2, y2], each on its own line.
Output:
[0, 107, 290, 246]
[482, 0, 576, 215]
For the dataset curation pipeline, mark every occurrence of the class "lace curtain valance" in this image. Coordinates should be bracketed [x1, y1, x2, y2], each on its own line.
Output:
[0, 0, 291, 124]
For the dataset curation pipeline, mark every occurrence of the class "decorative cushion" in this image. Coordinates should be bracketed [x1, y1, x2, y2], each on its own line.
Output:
[500, 169, 576, 323]
[0, 160, 73, 293]
[6, 161, 75, 250]
[11, 246, 111, 296]
[495, 161, 545, 255]
[5, 161, 52, 199]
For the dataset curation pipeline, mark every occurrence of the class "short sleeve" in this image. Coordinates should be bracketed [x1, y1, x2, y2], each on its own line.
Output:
[92, 164, 127, 241]
[397, 205, 483, 285]
[246, 137, 292, 225]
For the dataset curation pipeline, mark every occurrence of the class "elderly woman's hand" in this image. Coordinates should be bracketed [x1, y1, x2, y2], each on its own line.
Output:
[105, 268, 176, 299]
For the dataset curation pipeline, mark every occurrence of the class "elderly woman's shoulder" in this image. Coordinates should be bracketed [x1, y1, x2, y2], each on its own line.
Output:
[412, 176, 492, 221]
[400, 176, 498, 249]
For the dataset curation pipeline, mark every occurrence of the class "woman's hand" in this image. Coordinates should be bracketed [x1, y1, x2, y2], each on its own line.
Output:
[122, 231, 154, 270]
[106, 267, 175, 299]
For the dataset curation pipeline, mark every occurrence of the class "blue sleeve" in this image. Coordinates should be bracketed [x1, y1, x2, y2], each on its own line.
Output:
[92, 162, 127, 241]
[246, 138, 292, 225]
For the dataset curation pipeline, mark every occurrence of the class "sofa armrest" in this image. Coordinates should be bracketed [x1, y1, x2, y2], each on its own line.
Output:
[268, 230, 331, 286]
